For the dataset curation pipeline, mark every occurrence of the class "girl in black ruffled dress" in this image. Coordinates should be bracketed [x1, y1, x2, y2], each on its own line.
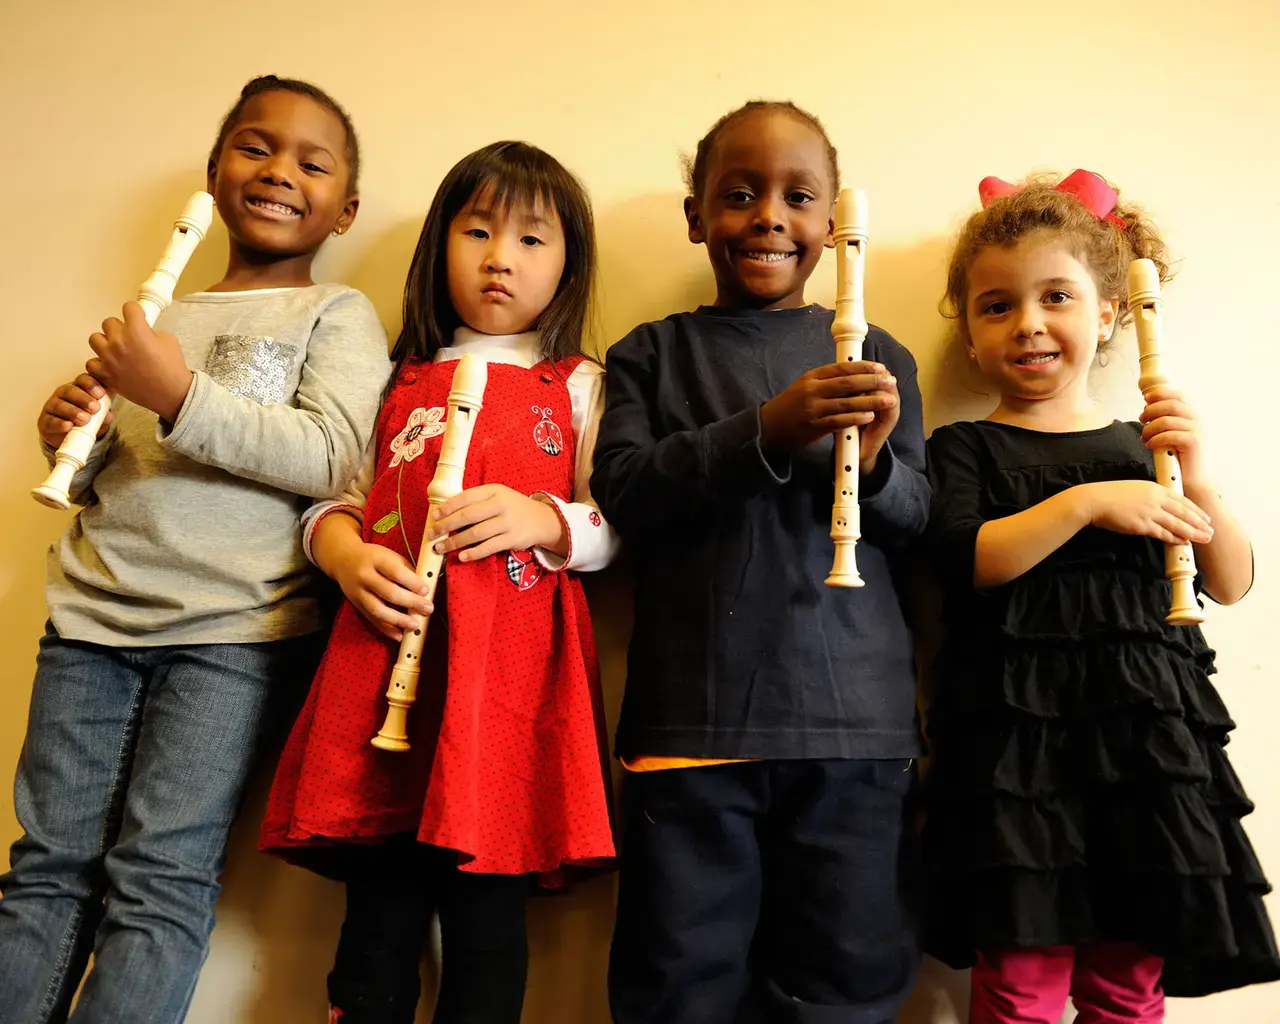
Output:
[923, 169, 1279, 1023]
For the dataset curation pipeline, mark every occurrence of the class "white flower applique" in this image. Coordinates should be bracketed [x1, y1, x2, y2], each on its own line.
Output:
[388, 406, 446, 467]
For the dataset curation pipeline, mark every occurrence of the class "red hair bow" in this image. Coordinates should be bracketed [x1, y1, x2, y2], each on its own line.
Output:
[978, 169, 1125, 228]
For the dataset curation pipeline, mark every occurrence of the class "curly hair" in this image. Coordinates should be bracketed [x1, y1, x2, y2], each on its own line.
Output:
[942, 172, 1171, 343]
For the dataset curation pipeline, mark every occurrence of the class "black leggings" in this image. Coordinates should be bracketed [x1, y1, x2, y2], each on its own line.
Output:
[327, 839, 531, 1024]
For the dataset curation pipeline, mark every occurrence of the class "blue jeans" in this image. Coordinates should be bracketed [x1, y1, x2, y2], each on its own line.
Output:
[0, 624, 320, 1024]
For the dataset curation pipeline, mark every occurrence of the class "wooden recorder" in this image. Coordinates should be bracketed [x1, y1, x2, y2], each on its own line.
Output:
[33, 191, 215, 510]
[372, 354, 487, 751]
[826, 187, 869, 588]
[1127, 258, 1203, 626]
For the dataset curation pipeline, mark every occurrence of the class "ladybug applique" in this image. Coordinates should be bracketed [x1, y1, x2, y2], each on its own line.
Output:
[506, 549, 543, 591]
[532, 406, 563, 456]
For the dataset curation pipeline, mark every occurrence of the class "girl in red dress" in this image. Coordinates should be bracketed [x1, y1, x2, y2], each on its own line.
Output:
[259, 141, 619, 1024]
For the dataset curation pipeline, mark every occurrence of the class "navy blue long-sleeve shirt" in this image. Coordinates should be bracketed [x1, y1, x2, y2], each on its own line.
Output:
[592, 304, 929, 760]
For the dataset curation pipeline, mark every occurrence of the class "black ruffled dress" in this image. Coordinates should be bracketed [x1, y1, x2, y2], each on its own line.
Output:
[923, 419, 1279, 996]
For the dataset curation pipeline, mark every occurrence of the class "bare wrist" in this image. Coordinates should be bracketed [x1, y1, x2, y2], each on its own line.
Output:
[157, 370, 195, 424]
[1182, 476, 1216, 505]
[313, 511, 364, 577]
[1061, 485, 1095, 529]
[533, 498, 568, 555]
[318, 541, 355, 582]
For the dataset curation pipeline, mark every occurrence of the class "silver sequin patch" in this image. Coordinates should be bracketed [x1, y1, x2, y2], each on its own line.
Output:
[205, 335, 298, 406]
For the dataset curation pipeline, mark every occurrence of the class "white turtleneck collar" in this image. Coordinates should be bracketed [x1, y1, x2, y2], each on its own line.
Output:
[436, 326, 543, 369]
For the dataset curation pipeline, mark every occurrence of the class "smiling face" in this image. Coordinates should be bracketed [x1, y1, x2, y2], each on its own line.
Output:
[966, 234, 1118, 412]
[207, 90, 358, 263]
[685, 108, 835, 310]
[446, 186, 567, 336]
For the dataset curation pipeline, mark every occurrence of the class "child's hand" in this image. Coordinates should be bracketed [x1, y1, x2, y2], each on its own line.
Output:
[332, 542, 434, 642]
[853, 364, 900, 474]
[38, 373, 113, 448]
[760, 361, 898, 471]
[86, 301, 194, 423]
[1077, 480, 1213, 546]
[1140, 385, 1204, 488]
[430, 485, 564, 562]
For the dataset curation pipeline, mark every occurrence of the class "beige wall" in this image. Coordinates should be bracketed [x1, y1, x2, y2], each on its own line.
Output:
[2, 0, 1278, 1020]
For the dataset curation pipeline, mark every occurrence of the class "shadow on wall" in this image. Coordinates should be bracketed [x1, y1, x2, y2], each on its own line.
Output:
[335, 214, 425, 348]
[594, 191, 714, 350]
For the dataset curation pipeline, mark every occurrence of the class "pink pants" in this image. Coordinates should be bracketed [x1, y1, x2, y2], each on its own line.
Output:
[970, 944, 1165, 1023]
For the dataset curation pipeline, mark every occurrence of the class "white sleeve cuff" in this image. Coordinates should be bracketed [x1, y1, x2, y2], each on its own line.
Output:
[532, 492, 619, 573]
[301, 501, 363, 565]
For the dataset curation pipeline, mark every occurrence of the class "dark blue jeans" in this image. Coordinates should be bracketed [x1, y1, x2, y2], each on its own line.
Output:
[0, 624, 318, 1024]
[609, 759, 922, 1024]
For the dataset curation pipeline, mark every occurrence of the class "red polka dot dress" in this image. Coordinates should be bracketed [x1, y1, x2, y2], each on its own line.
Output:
[260, 351, 615, 880]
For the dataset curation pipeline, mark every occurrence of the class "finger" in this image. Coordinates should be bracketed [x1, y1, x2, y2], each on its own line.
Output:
[1163, 489, 1210, 520]
[100, 317, 126, 339]
[814, 394, 898, 417]
[431, 493, 484, 526]
[366, 571, 435, 619]
[87, 332, 110, 357]
[816, 412, 878, 431]
[369, 568, 433, 616]
[866, 401, 900, 433]
[1142, 413, 1195, 435]
[1145, 430, 1198, 456]
[433, 500, 501, 539]
[84, 358, 110, 385]
[371, 551, 433, 600]
[358, 585, 417, 625]
[816, 360, 888, 378]
[1141, 414, 1195, 440]
[1152, 511, 1195, 543]
[1148, 522, 1183, 546]
[1161, 498, 1213, 532]
[1140, 399, 1192, 423]
[457, 536, 519, 562]
[74, 373, 107, 399]
[46, 396, 98, 425]
[38, 415, 73, 439]
[55, 383, 102, 410]
[1156, 511, 1213, 545]
[121, 301, 149, 329]
[813, 373, 897, 397]
[434, 486, 497, 520]
[361, 595, 424, 639]
[436, 519, 504, 555]
[1140, 385, 1182, 406]
[355, 601, 407, 642]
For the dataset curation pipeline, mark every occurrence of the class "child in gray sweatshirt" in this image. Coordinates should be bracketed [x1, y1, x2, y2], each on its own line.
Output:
[0, 76, 390, 1024]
